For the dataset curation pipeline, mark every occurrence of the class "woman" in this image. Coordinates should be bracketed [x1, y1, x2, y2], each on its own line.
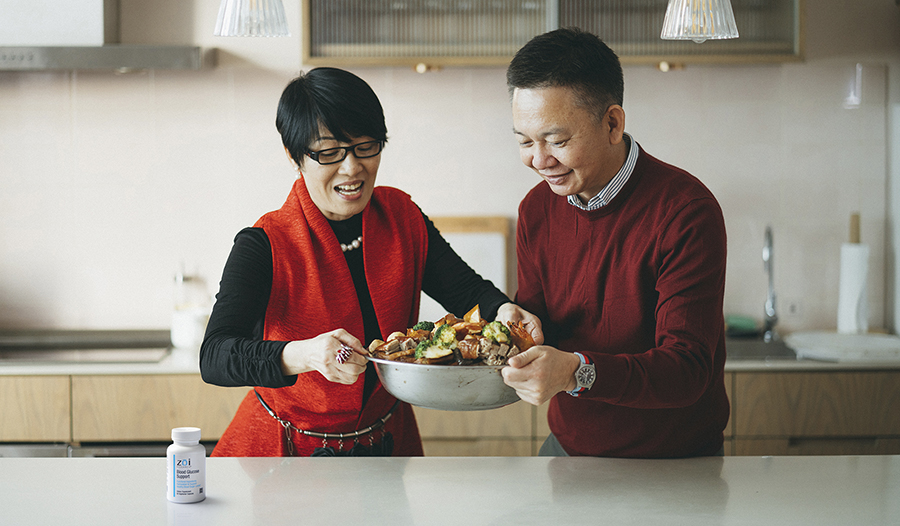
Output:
[201, 67, 539, 457]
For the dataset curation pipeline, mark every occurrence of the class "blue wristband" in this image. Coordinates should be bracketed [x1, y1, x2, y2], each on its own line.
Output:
[567, 352, 593, 397]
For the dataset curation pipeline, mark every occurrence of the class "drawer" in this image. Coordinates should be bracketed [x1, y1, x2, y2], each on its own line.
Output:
[413, 403, 533, 439]
[735, 438, 900, 456]
[734, 371, 900, 437]
[0, 375, 70, 442]
[72, 375, 249, 442]
[421, 439, 533, 457]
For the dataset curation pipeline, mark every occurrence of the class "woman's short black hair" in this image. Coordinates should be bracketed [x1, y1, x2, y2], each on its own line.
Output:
[276, 67, 388, 166]
[506, 27, 624, 120]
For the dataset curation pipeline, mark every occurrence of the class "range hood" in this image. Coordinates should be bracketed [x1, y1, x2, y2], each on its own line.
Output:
[0, 46, 204, 71]
[0, 0, 206, 71]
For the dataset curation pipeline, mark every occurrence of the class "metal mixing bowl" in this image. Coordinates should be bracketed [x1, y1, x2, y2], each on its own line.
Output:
[368, 356, 519, 411]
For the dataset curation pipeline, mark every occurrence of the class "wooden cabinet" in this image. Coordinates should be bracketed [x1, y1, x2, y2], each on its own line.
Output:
[0, 374, 246, 445]
[71, 375, 249, 442]
[0, 375, 70, 442]
[5, 369, 898, 457]
[732, 371, 900, 456]
[302, 0, 803, 67]
[416, 371, 736, 457]
[413, 403, 536, 456]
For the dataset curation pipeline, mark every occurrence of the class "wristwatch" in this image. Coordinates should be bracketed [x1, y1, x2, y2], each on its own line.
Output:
[567, 352, 595, 397]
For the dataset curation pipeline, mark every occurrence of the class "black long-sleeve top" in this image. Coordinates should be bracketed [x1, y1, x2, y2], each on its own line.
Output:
[200, 210, 510, 392]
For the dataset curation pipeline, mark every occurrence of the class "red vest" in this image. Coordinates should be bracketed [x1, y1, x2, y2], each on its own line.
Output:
[212, 178, 428, 456]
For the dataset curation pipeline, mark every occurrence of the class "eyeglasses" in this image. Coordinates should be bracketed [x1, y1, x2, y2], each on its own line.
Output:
[306, 140, 384, 165]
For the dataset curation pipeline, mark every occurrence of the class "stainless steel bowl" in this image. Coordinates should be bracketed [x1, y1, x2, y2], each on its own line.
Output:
[368, 356, 519, 411]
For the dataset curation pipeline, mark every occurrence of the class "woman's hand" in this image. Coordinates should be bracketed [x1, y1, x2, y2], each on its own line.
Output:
[280, 329, 367, 384]
[494, 302, 545, 345]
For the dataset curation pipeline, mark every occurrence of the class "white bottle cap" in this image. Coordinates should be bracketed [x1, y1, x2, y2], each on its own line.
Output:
[171, 427, 202, 443]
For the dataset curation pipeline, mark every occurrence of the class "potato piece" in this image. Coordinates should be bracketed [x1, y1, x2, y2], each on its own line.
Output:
[463, 304, 481, 324]
[368, 339, 385, 355]
[421, 345, 453, 360]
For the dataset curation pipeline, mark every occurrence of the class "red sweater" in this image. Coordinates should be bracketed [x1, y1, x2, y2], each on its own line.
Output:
[516, 146, 729, 458]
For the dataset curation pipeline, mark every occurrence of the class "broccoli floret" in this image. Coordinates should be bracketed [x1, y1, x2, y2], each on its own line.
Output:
[412, 320, 435, 332]
[482, 321, 511, 344]
[415, 340, 433, 359]
[433, 323, 458, 347]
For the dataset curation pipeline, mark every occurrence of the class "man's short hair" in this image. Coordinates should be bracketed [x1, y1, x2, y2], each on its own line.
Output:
[507, 27, 624, 120]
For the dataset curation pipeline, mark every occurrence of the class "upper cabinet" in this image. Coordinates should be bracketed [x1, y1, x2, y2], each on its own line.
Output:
[302, 0, 803, 67]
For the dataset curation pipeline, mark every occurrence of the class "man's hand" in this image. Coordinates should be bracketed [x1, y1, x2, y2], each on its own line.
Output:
[495, 302, 545, 346]
[501, 345, 581, 405]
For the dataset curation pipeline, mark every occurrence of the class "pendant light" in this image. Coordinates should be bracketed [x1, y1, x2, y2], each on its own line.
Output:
[660, 0, 739, 44]
[214, 0, 290, 37]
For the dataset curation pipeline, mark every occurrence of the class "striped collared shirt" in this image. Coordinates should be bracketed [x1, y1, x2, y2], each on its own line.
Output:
[567, 133, 638, 211]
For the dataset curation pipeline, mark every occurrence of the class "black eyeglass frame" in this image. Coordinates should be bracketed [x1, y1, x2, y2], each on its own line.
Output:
[305, 140, 384, 165]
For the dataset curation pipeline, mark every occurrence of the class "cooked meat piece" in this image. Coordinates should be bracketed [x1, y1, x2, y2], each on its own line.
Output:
[379, 339, 401, 354]
[457, 339, 480, 360]
[483, 353, 506, 366]
[386, 347, 415, 360]
[400, 338, 417, 351]
[477, 338, 497, 359]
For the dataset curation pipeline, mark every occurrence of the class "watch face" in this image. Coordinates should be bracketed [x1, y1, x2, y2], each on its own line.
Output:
[577, 365, 596, 388]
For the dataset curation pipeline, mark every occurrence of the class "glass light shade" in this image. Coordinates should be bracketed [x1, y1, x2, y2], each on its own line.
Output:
[660, 0, 739, 44]
[214, 0, 290, 37]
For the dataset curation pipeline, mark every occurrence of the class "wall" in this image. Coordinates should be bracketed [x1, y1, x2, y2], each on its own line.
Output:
[0, 0, 898, 334]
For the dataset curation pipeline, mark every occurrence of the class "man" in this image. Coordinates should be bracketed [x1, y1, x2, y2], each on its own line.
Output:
[500, 28, 730, 458]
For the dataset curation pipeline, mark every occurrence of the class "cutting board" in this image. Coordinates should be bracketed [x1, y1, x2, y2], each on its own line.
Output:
[785, 331, 900, 362]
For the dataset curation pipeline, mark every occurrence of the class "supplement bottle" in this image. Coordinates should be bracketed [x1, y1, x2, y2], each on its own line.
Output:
[167, 427, 206, 503]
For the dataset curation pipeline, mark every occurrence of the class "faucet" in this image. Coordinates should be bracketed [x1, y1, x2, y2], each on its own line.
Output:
[762, 226, 778, 342]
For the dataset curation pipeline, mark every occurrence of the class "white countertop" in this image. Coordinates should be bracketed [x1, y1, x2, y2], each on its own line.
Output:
[1, 455, 897, 525]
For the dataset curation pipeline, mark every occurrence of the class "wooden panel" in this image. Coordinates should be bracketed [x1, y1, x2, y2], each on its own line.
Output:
[422, 439, 533, 457]
[536, 402, 550, 438]
[724, 372, 733, 438]
[0, 376, 70, 442]
[413, 403, 532, 439]
[734, 372, 900, 437]
[72, 375, 249, 442]
[429, 216, 510, 237]
[735, 438, 900, 457]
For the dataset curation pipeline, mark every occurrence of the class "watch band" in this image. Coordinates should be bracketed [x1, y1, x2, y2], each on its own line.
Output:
[567, 352, 593, 397]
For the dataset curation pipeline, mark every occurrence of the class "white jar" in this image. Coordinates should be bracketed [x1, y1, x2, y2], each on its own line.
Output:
[171, 270, 211, 349]
[167, 427, 206, 503]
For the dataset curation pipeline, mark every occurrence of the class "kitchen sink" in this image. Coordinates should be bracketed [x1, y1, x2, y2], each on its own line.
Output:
[0, 347, 171, 364]
[0, 329, 172, 364]
[725, 337, 796, 361]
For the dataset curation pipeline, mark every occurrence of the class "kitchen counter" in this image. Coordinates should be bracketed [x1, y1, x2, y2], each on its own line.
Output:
[1, 330, 899, 376]
[0, 346, 201, 375]
[1, 455, 897, 525]
[724, 337, 900, 371]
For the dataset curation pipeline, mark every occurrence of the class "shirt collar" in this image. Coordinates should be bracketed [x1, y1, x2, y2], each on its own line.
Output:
[567, 133, 638, 211]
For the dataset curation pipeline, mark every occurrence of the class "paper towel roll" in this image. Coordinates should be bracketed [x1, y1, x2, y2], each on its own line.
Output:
[837, 243, 869, 334]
